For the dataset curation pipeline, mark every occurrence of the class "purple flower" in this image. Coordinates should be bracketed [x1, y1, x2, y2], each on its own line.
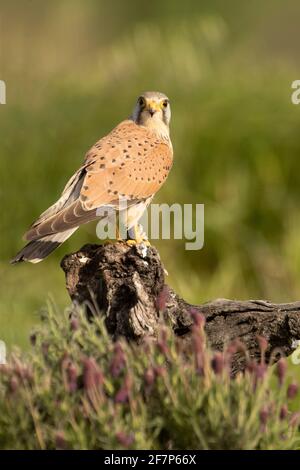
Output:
[226, 340, 245, 358]
[255, 363, 267, 380]
[154, 366, 166, 377]
[190, 309, 206, 328]
[70, 317, 79, 331]
[156, 285, 170, 312]
[157, 329, 169, 357]
[246, 359, 257, 375]
[257, 335, 268, 354]
[110, 342, 126, 378]
[259, 406, 269, 431]
[144, 367, 155, 386]
[82, 357, 103, 392]
[287, 382, 299, 400]
[279, 404, 288, 420]
[55, 431, 67, 449]
[276, 358, 287, 387]
[192, 328, 204, 375]
[249, 362, 267, 390]
[116, 431, 134, 448]
[66, 362, 78, 393]
[115, 374, 132, 404]
[115, 387, 129, 404]
[211, 352, 224, 375]
[9, 376, 19, 393]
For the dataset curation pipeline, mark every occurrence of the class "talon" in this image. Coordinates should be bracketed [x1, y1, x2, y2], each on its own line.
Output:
[126, 238, 150, 247]
[126, 239, 137, 246]
[126, 224, 150, 246]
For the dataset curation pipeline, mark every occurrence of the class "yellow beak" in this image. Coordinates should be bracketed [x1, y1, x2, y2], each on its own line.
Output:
[146, 100, 161, 115]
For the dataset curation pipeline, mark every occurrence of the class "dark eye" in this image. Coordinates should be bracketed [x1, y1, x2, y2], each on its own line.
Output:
[138, 97, 145, 107]
[162, 99, 169, 108]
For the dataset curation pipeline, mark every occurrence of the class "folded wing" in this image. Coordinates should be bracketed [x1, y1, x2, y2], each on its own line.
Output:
[24, 120, 173, 241]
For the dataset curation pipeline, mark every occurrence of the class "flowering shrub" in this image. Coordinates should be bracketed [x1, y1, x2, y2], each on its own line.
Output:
[0, 305, 299, 450]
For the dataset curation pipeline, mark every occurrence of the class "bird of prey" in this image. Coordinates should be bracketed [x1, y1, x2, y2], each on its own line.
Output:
[11, 91, 173, 264]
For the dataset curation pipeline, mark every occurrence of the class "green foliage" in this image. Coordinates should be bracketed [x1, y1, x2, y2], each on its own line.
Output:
[0, 306, 299, 450]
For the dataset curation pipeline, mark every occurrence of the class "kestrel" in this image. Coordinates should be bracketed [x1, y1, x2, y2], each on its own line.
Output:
[11, 91, 173, 264]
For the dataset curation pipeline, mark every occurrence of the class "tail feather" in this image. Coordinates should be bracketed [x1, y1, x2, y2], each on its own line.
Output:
[10, 228, 78, 264]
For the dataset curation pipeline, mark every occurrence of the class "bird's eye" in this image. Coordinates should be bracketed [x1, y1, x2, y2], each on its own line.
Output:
[138, 97, 145, 107]
[162, 99, 169, 108]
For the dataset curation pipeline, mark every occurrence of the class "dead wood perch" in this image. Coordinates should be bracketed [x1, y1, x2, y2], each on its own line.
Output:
[61, 243, 300, 374]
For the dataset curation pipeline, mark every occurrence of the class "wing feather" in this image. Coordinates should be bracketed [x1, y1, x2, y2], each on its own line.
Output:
[24, 120, 173, 241]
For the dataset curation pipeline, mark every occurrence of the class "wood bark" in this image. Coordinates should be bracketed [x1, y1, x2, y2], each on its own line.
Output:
[61, 242, 300, 374]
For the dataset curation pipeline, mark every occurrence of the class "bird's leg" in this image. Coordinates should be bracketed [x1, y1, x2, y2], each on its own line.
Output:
[103, 214, 124, 244]
[115, 213, 123, 241]
[126, 224, 151, 246]
[115, 225, 123, 241]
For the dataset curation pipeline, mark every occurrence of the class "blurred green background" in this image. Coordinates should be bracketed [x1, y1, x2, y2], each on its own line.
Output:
[1, 0, 300, 351]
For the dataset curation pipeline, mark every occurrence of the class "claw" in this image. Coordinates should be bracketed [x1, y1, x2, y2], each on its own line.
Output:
[125, 224, 150, 246]
[126, 239, 150, 247]
[126, 239, 137, 246]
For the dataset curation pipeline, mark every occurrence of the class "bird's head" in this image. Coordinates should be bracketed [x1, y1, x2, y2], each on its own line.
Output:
[132, 91, 171, 136]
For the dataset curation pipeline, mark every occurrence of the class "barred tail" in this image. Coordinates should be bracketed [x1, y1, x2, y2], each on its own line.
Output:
[10, 228, 78, 264]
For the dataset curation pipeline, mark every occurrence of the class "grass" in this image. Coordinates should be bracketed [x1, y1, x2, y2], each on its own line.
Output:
[0, 262, 69, 349]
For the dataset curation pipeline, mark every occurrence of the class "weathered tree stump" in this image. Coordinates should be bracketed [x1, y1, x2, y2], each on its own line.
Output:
[61, 242, 300, 374]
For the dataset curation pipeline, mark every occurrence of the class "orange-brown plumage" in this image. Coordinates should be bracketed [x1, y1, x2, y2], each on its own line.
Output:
[11, 92, 173, 263]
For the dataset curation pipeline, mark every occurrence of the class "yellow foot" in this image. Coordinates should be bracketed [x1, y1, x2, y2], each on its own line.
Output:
[126, 239, 151, 246]
[125, 224, 151, 246]
[126, 239, 137, 246]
